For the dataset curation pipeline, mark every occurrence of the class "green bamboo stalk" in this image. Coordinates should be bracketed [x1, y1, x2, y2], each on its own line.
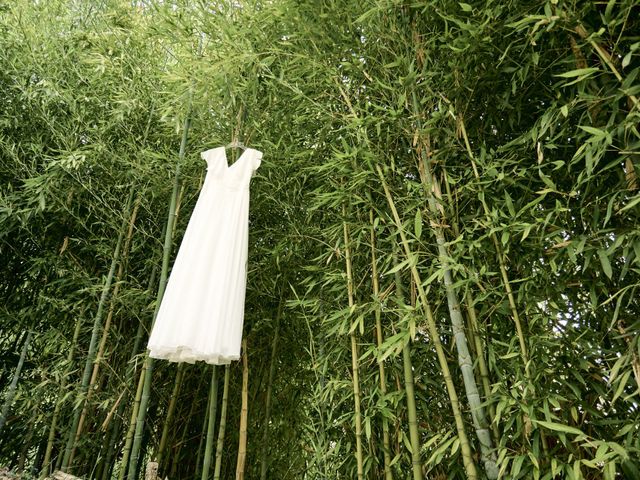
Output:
[260, 298, 283, 480]
[157, 363, 186, 469]
[61, 188, 134, 472]
[118, 362, 146, 480]
[107, 264, 159, 480]
[412, 92, 497, 479]
[457, 114, 549, 454]
[376, 165, 478, 480]
[370, 210, 393, 480]
[0, 330, 32, 434]
[342, 206, 364, 480]
[235, 339, 249, 480]
[201, 366, 218, 480]
[18, 408, 37, 472]
[99, 403, 123, 480]
[214, 365, 231, 480]
[196, 382, 212, 477]
[41, 313, 83, 478]
[457, 117, 529, 365]
[392, 251, 422, 480]
[127, 107, 192, 480]
[70, 195, 140, 466]
[181, 368, 208, 476]
[440, 170, 496, 434]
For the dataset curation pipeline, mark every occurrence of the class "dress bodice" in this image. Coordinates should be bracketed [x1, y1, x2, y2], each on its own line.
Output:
[201, 147, 262, 188]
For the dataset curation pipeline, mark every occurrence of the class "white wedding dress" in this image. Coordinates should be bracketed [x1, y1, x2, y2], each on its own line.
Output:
[147, 146, 262, 365]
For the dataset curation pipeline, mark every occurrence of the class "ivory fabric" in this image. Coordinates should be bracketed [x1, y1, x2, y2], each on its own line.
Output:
[147, 147, 262, 364]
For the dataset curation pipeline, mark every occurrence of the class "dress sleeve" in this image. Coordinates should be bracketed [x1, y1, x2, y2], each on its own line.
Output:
[252, 150, 263, 171]
[201, 148, 221, 170]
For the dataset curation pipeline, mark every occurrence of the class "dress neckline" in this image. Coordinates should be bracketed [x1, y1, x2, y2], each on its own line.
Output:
[219, 146, 253, 172]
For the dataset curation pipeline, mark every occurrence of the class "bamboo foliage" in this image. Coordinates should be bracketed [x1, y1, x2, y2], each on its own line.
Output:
[0, 1, 639, 479]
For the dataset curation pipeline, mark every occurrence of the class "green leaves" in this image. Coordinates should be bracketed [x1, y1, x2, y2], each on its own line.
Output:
[414, 209, 422, 240]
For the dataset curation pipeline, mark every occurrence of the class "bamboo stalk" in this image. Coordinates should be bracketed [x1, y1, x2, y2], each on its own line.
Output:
[107, 265, 159, 480]
[127, 107, 192, 480]
[440, 169, 497, 440]
[99, 403, 123, 480]
[370, 210, 393, 480]
[41, 314, 83, 479]
[118, 362, 146, 480]
[411, 92, 497, 479]
[70, 196, 140, 465]
[18, 411, 37, 472]
[61, 188, 135, 472]
[573, 24, 639, 109]
[179, 368, 208, 476]
[214, 365, 231, 480]
[376, 165, 478, 480]
[457, 117, 529, 365]
[157, 363, 186, 469]
[342, 206, 364, 480]
[235, 340, 249, 480]
[456, 114, 550, 454]
[196, 382, 212, 477]
[392, 251, 422, 480]
[260, 298, 283, 480]
[201, 366, 218, 480]
[0, 330, 32, 434]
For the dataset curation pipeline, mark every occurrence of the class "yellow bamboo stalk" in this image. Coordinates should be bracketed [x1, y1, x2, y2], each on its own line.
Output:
[214, 365, 231, 480]
[376, 165, 478, 480]
[457, 117, 529, 365]
[370, 209, 393, 480]
[235, 340, 249, 480]
[343, 205, 364, 480]
[70, 197, 140, 463]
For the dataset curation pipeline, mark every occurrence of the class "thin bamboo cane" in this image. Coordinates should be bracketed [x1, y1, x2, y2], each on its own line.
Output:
[178, 368, 208, 476]
[41, 314, 83, 479]
[259, 297, 282, 480]
[235, 340, 249, 480]
[441, 169, 496, 436]
[342, 206, 364, 480]
[201, 366, 218, 480]
[18, 411, 37, 472]
[70, 196, 140, 465]
[118, 363, 146, 480]
[196, 382, 212, 478]
[370, 210, 393, 480]
[127, 108, 192, 480]
[457, 117, 529, 365]
[213, 365, 230, 480]
[61, 189, 135, 472]
[0, 330, 32, 434]
[574, 24, 639, 109]
[456, 115, 549, 453]
[108, 265, 158, 480]
[391, 251, 422, 480]
[157, 363, 186, 468]
[99, 404, 123, 480]
[411, 92, 497, 479]
[376, 165, 478, 480]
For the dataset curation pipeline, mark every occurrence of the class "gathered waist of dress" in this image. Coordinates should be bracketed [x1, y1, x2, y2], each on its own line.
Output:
[206, 178, 250, 191]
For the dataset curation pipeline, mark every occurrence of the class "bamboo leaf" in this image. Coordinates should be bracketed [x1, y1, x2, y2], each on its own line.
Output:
[534, 420, 585, 436]
[555, 67, 600, 78]
[414, 209, 422, 240]
[598, 249, 613, 279]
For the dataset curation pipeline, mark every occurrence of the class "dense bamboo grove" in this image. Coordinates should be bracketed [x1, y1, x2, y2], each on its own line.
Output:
[1, 0, 639, 479]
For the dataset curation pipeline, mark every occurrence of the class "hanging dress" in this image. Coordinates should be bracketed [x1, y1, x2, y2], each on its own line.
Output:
[147, 146, 262, 365]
